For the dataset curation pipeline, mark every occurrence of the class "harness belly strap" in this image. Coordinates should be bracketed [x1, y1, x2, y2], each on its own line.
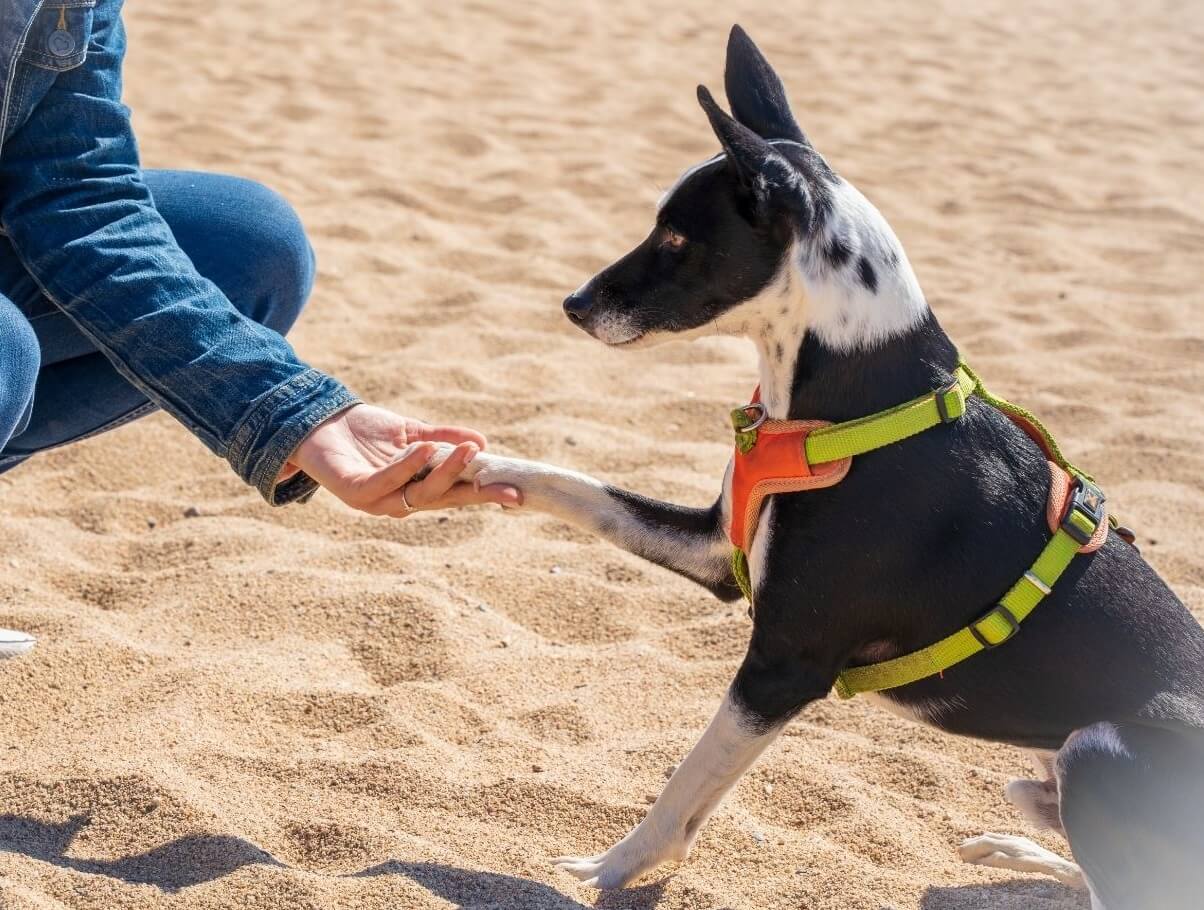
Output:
[833, 466, 1108, 698]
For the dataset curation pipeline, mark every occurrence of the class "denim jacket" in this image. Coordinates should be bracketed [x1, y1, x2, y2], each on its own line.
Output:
[0, 0, 359, 504]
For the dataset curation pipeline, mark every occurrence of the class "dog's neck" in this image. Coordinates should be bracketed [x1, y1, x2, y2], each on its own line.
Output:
[785, 313, 959, 421]
[743, 266, 956, 422]
[741, 176, 946, 419]
[748, 309, 956, 422]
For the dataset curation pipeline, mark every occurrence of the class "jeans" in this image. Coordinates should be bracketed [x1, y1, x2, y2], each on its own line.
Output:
[0, 169, 315, 472]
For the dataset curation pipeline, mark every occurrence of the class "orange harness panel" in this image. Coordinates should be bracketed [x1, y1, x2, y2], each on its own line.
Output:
[728, 415, 851, 551]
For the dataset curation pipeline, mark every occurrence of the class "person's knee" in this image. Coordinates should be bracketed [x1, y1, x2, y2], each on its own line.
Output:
[228, 178, 316, 336]
[0, 306, 40, 434]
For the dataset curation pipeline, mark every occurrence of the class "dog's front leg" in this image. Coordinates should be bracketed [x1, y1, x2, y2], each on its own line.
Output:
[461, 452, 741, 600]
[554, 646, 829, 890]
[553, 688, 780, 889]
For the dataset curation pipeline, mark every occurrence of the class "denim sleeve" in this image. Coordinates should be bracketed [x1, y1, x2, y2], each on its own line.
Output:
[0, 6, 358, 504]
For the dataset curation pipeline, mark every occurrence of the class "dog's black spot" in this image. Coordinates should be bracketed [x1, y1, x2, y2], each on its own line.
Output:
[826, 235, 852, 268]
[775, 341, 784, 363]
[857, 256, 878, 294]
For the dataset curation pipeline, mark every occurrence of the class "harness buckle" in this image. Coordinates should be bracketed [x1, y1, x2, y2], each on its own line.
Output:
[1061, 477, 1106, 546]
[934, 379, 963, 424]
[969, 603, 1020, 649]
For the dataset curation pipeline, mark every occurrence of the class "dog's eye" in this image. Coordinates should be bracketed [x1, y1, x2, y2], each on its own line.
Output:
[660, 227, 687, 251]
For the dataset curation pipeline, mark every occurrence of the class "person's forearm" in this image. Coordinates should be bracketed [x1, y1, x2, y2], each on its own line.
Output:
[0, 8, 356, 502]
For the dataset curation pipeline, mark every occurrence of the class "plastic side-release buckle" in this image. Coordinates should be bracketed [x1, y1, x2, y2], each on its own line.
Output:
[1062, 477, 1106, 546]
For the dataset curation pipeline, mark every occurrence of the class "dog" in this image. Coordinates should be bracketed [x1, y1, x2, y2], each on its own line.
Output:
[444, 26, 1204, 908]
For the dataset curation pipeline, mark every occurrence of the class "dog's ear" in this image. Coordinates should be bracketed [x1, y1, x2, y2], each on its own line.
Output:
[724, 25, 806, 144]
[697, 84, 778, 198]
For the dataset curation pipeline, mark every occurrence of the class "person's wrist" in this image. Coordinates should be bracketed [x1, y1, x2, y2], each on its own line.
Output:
[281, 404, 356, 481]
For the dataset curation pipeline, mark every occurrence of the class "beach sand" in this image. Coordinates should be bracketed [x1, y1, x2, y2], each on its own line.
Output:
[0, 1, 1201, 908]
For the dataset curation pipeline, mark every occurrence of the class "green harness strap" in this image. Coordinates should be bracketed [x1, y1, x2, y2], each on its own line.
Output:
[956, 360, 1093, 484]
[804, 365, 977, 465]
[730, 360, 1108, 699]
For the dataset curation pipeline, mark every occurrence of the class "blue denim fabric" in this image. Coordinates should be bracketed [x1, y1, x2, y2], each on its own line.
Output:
[0, 168, 320, 477]
[0, 0, 359, 504]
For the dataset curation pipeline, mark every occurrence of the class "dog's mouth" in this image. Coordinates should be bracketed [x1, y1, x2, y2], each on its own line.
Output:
[598, 331, 645, 348]
[575, 311, 645, 347]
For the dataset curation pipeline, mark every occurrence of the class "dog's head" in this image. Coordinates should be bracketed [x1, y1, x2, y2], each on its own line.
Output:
[562, 26, 827, 347]
[564, 26, 924, 353]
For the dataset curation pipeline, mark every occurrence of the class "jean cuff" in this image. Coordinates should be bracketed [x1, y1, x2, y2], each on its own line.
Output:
[225, 369, 360, 505]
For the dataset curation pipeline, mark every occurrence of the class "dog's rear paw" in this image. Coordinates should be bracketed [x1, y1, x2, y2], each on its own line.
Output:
[959, 833, 1085, 888]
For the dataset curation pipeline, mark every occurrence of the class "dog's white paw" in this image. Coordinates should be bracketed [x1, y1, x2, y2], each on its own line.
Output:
[553, 829, 689, 890]
[460, 452, 536, 495]
[959, 833, 1084, 888]
[456, 452, 596, 515]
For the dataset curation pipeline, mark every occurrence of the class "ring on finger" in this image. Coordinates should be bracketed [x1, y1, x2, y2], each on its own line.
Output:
[399, 484, 418, 514]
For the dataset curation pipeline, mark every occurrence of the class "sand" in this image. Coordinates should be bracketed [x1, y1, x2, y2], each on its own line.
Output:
[0, 1, 1201, 908]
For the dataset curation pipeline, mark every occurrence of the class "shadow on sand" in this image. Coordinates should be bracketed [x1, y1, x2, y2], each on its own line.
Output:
[0, 813, 282, 891]
[922, 879, 1091, 909]
[358, 860, 671, 909]
[0, 815, 679, 907]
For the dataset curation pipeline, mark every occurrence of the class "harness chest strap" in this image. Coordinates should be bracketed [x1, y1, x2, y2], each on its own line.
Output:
[726, 361, 1115, 698]
[728, 366, 977, 556]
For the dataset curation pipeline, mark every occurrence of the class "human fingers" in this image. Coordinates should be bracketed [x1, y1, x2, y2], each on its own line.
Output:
[383, 481, 521, 518]
[350, 442, 436, 506]
[422, 482, 523, 511]
[408, 422, 489, 450]
[402, 441, 480, 508]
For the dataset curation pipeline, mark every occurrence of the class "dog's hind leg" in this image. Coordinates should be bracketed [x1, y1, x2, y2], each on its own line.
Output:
[959, 750, 1085, 885]
[1056, 722, 1204, 909]
[1003, 750, 1064, 834]
[960, 749, 1085, 887]
[553, 688, 781, 889]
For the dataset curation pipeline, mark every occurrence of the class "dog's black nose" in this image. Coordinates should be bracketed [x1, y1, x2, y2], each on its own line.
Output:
[563, 290, 594, 322]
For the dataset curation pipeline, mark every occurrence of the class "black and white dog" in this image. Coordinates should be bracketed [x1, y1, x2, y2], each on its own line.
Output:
[451, 26, 1204, 908]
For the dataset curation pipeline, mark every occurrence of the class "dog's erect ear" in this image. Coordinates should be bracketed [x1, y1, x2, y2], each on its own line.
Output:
[697, 84, 779, 198]
[724, 25, 806, 144]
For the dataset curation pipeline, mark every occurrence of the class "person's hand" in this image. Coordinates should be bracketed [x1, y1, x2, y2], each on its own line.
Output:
[283, 404, 521, 517]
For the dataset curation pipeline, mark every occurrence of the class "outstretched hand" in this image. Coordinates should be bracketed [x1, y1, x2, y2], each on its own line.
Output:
[284, 404, 521, 517]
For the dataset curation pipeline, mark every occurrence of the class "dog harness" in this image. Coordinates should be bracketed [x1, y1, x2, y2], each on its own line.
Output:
[727, 360, 1123, 700]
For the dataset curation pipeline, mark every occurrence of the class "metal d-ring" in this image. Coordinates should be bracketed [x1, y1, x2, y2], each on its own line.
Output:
[740, 402, 768, 431]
